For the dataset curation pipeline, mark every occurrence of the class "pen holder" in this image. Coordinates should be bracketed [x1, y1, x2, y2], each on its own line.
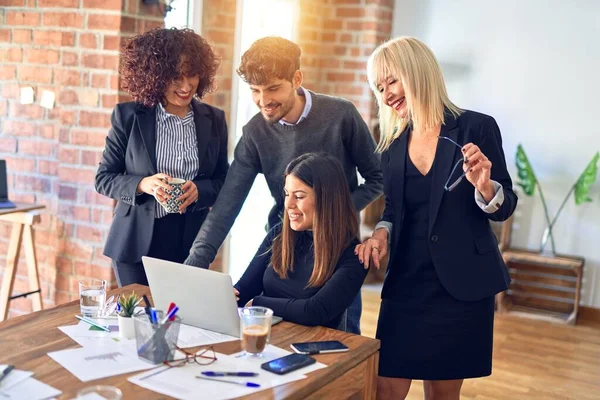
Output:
[134, 311, 181, 364]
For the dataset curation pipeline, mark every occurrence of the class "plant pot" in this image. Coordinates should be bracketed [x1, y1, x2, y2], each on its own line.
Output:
[117, 315, 136, 339]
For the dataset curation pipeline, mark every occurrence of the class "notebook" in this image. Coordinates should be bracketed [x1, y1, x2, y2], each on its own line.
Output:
[0, 160, 16, 209]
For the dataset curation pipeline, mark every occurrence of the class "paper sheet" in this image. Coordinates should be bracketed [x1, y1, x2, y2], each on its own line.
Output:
[129, 352, 307, 400]
[231, 345, 327, 375]
[47, 345, 157, 382]
[58, 321, 134, 349]
[176, 324, 237, 348]
[0, 367, 34, 393]
[0, 377, 61, 400]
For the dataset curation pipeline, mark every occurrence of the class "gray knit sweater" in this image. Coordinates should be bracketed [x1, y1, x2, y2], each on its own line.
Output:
[185, 90, 383, 268]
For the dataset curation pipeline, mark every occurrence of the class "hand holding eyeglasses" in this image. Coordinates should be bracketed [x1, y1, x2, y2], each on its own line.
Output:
[354, 228, 388, 270]
[461, 143, 495, 201]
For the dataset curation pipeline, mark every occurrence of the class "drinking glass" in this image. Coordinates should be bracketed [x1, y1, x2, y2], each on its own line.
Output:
[79, 279, 107, 318]
[76, 385, 122, 399]
[239, 306, 273, 357]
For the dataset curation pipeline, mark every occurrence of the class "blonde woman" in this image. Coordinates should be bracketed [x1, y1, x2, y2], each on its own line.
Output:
[355, 37, 517, 399]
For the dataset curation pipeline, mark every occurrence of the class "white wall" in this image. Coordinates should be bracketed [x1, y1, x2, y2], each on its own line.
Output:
[392, 0, 600, 307]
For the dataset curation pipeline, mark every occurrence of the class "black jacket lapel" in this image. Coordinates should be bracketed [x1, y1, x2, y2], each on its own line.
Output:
[428, 112, 460, 235]
[135, 105, 157, 174]
[191, 99, 212, 168]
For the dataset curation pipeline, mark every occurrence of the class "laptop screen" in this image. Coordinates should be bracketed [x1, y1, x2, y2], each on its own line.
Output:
[0, 160, 9, 201]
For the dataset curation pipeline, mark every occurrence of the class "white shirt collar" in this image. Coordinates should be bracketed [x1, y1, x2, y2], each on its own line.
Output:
[279, 87, 312, 126]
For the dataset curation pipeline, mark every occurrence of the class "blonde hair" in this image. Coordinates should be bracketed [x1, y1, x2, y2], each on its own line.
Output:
[367, 37, 462, 152]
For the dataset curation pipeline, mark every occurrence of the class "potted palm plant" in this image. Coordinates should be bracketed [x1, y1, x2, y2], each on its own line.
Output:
[117, 291, 142, 339]
[516, 145, 599, 254]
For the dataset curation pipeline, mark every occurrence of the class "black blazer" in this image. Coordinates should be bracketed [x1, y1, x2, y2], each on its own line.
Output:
[381, 110, 517, 301]
[95, 99, 229, 263]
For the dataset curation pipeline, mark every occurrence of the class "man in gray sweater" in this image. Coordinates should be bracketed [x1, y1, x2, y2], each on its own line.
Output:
[185, 37, 382, 334]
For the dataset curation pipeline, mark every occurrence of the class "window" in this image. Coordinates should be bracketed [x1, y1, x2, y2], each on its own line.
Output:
[164, 0, 202, 31]
[228, 0, 298, 282]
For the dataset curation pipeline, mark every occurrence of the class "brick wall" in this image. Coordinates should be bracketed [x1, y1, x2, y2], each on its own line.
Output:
[297, 0, 394, 127]
[0, 0, 163, 317]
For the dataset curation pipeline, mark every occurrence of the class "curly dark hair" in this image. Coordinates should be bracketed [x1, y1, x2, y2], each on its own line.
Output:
[237, 36, 301, 85]
[120, 28, 220, 107]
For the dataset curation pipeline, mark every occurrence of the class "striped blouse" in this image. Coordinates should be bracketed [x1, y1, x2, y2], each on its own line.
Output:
[155, 102, 200, 218]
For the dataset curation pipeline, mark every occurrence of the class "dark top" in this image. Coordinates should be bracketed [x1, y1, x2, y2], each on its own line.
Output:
[185, 91, 383, 268]
[380, 110, 517, 301]
[95, 99, 229, 263]
[385, 149, 444, 304]
[234, 225, 368, 329]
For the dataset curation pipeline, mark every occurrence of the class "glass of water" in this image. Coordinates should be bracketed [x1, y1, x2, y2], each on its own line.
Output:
[79, 279, 107, 318]
[76, 385, 122, 399]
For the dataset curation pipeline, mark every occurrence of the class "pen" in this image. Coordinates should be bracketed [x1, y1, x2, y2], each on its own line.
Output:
[202, 371, 258, 377]
[75, 315, 110, 332]
[160, 306, 179, 324]
[142, 295, 153, 323]
[195, 375, 260, 388]
[0, 365, 14, 384]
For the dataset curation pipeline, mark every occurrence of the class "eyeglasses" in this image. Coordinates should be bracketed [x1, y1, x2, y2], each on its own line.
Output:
[438, 136, 467, 192]
[139, 346, 217, 381]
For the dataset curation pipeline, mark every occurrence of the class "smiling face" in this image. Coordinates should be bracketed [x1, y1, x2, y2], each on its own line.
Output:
[284, 174, 315, 232]
[377, 76, 408, 118]
[164, 74, 199, 112]
[249, 71, 302, 124]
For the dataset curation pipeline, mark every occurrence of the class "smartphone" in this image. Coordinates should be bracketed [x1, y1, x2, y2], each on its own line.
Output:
[260, 353, 316, 375]
[290, 340, 349, 355]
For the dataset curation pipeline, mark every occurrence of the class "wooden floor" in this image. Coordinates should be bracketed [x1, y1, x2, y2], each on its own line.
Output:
[360, 287, 600, 400]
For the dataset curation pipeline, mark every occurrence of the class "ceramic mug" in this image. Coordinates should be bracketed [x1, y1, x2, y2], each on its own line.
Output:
[159, 178, 186, 213]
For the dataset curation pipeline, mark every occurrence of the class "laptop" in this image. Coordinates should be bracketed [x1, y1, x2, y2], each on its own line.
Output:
[0, 160, 16, 209]
[142, 256, 241, 337]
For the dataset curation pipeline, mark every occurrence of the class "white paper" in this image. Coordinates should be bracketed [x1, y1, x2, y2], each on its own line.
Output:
[0, 367, 34, 393]
[177, 324, 237, 348]
[48, 345, 156, 382]
[58, 321, 134, 349]
[129, 352, 306, 400]
[40, 90, 55, 109]
[231, 345, 327, 375]
[19, 87, 34, 105]
[0, 377, 61, 400]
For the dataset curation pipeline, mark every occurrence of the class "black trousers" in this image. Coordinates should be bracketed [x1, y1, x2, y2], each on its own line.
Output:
[112, 213, 188, 287]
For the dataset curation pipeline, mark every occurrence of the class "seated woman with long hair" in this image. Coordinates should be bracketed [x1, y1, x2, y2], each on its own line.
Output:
[234, 153, 368, 330]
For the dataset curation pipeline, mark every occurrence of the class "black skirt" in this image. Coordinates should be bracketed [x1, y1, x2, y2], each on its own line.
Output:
[376, 279, 495, 380]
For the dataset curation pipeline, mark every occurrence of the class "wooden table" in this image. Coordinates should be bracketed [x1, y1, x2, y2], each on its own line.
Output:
[0, 203, 45, 321]
[0, 284, 380, 399]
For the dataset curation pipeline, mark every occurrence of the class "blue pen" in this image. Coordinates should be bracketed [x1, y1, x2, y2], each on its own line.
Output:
[150, 308, 158, 324]
[196, 375, 260, 388]
[202, 371, 258, 377]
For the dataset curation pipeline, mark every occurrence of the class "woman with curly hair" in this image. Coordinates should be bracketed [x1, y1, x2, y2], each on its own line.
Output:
[95, 28, 229, 286]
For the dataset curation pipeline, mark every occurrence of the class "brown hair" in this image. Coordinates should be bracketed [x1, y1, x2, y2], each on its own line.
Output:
[237, 36, 301, 85]
[120, 28, 219, 107]
[271, 153, 359, 287]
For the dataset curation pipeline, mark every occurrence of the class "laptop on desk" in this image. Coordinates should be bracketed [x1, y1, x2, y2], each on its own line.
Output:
[0, 160, 16, 209]
[142, 256, 241, 337]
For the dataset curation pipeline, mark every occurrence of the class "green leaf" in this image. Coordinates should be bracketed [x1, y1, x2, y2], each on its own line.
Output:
[515, 144, 538, 196]
[574, 152, 599, 205]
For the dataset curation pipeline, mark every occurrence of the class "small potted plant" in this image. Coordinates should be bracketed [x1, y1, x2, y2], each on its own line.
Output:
[117, 291, 142, 339]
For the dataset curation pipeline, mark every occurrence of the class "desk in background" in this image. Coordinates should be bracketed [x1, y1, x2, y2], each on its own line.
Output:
[0, 203, 45, 321]
[0, 284, 380, 399]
